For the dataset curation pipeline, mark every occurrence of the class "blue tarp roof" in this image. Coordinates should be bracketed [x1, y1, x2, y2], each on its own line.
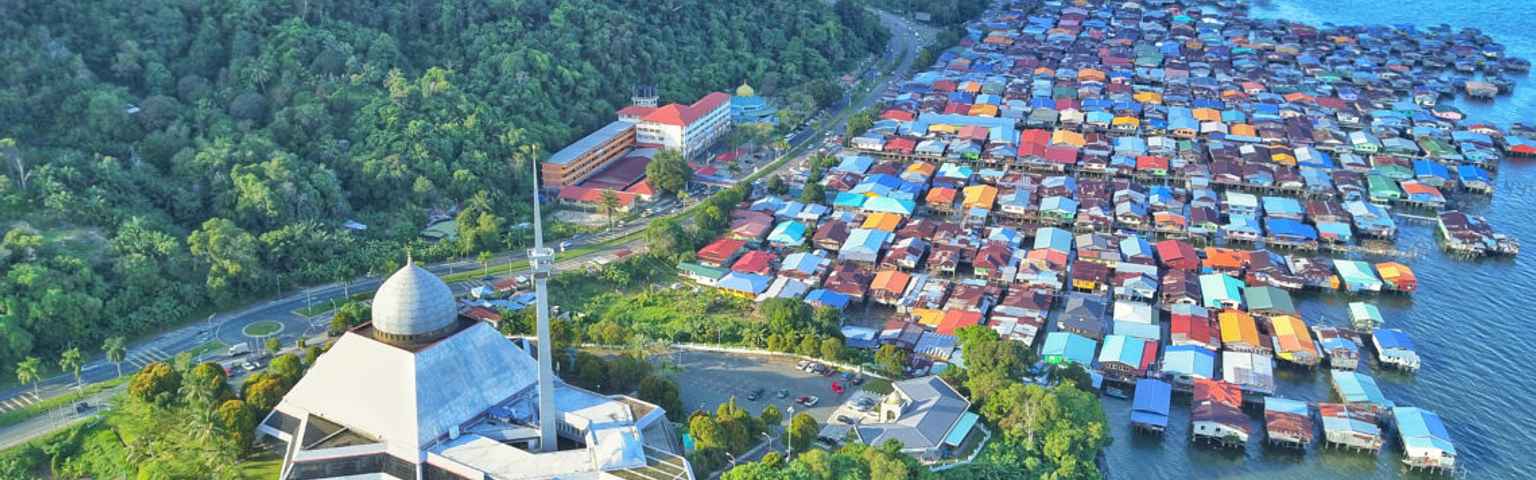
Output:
[1266, 218, 1318, 240]
[1043, 332, 1097, 366]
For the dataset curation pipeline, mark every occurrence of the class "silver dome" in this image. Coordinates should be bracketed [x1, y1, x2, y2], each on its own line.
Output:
[371, 259, 457, 338]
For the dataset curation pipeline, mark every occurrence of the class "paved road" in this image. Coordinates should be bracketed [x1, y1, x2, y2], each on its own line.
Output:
[0, 8, 931, 447]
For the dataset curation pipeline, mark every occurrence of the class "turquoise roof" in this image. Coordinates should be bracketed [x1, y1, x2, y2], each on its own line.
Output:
[942, 411, 980, 447]
[1394, 407, 1456, 455]
[1043, 332, 1097, 366]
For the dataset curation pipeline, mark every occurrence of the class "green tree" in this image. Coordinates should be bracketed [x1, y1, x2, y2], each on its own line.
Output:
[59, 347, 83, 389]
[15, 356, 42, 398]
[760, 404, 782, 427]
[264, 336, 281, 355]
[875, 344, 907, 378]
[102, 336, 127, 378]
[599, 190, 620, 228]
[478, 251, 493, 279]
[800, 182, 825, 204]
[796, 335, 820, 357]
[645, 149, 691, 196]
[819, 337, 844, 362]
[128, 361, 181, 404]
[639, 375, 684, 421]
[788, 412, 818, 454]
[187, 218, 264, 303]
[215, 399, 258, 451]
[269, 354, 304, 386]
[644, 217, 690, 259]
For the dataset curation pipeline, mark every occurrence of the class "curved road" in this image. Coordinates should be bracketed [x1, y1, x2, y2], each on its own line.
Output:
[0, 8, 933, 445]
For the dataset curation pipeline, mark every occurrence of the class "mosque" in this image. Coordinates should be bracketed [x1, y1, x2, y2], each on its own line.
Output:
[254, 259, 692, 480]
[729, 82, 778, 127]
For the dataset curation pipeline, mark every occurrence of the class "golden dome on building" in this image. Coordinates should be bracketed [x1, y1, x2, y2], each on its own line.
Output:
[735, 82, 756, 97]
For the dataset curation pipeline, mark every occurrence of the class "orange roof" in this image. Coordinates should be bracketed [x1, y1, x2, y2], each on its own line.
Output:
[1050, 129, 1086, 147]
[640, 92, 730, 127]
[927, 187, 958, 206]
[1193, 108, 1221, 122]
[1218, 309, 1260, 347]
[624, 179, 655, 197]
[962, 185, 998, 210]
[905, 161, 936, 177]
[968, 104, 999, 117]
[871, 269, 912, 293]
[862, 212, 904, 232]
[936, 310, 983, 335]
[1195, 379, 1242, 407]
[912, 308, 945, 327]
[1202, 247, 1248, 269]
[1270, 314, 1316, 360]
[1230, 123, 1257, 136]
[557, 186, 637, 206]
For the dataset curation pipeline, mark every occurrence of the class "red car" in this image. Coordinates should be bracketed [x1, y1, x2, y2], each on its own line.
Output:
[831, 382, 845, 394]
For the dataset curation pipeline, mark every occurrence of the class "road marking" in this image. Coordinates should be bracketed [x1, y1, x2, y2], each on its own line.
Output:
[14, 395, 33, 407]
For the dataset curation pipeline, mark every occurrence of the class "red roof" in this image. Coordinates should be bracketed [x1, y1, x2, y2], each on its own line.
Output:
[1136, 155, 1169, 170]
[697, 238, 747, 265]
[731, 250, 777, 275]
[624, 179, 655, 197]
[943, 102, 971, 114]
[617, 105, 656, 119]
[639, 92, 730, 127]
[1018, 142, 1046, 158]
[935, 310, 983, 335]
[1172, 312, 1214, 345]
[881, 109, 916, 122]
[716, 148, 747, 163]
[933, 80, 958, 92]
[1155, 239, 1200, 271]
[557, 186, 637, 206]
[1044, 145, 1079, 165]
[885, 137, 917, 154]
[1021, 129, 1052, 144]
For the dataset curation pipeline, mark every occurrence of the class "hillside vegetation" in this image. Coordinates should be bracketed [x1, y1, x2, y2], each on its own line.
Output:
[0, 0, 887, 370]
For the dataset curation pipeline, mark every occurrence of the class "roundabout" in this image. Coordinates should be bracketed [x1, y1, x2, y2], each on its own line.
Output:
[241, 320, 284, 338]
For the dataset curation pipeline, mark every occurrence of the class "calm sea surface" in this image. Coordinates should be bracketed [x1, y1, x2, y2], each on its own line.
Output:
[1099, 1, 1536, 478]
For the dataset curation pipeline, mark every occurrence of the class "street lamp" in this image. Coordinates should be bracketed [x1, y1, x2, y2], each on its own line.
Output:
[785, 405, 797, 461]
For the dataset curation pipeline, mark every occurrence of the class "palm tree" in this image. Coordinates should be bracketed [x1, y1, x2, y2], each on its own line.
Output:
[59, 347, 83, 390]
[16, 356, 41, 398]
[478, 251, 493, 279]
[102, 336, 127, 378]
[599, 190, 620, 229]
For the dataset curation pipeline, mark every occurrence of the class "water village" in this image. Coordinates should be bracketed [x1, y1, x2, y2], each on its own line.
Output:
[654, 0, 1531, 474]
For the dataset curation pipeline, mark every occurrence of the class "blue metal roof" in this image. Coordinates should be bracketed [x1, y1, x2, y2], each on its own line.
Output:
[1372, 328, 1416, 352]
[1132, 379, 1172, 427]
[1043, 332, 1097, 366]
[546, 120, 634, 165]
[1394, 407, 1456, 455]
[804, 289, 850, 310]
[1162, 345, 1216, 379]
[1331, 370, 1391, 407]
[1098, 335, 1145, 367]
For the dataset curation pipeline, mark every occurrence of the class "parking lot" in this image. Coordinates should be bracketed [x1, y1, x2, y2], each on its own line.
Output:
[673, 350, 861, 426]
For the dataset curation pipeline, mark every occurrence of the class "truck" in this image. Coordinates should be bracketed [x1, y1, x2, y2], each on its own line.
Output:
[227, 343, 252, 357]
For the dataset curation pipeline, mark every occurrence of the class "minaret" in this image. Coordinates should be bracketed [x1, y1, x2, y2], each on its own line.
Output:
[529, 163, 559, 452]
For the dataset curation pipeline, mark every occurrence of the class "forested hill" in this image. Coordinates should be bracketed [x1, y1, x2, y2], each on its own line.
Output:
[0, 0, 887, 368]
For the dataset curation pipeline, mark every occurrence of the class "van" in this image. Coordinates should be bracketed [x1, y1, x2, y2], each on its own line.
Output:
[227, 343, 252, 357]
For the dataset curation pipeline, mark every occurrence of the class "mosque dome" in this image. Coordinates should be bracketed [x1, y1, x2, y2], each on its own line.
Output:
[371, 258, 458, 342]
[735, 82, 756, 97]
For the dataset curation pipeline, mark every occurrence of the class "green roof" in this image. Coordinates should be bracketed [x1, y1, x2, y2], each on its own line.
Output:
[1244, 286, 1296, 315]
[677, 261, 727, 280]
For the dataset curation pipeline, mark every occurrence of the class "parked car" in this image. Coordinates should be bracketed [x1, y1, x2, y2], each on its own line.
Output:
[797, 396, 820, 407]
[776, 389, 790, 399]
[746, 388, 763, 401]
[835, 415, 855, 425]
[796, 360, 811, 370]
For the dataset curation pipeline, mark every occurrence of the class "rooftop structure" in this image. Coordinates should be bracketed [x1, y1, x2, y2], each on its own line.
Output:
[855, 376, 977, 462]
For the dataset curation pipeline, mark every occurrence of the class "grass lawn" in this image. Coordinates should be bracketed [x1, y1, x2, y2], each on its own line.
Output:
[236, 453, 283, 479]
[186, 340, 227, 359]
[242, 321, 283, 337]
[861, 378, 894, 395]
[0, 376, 128, 429]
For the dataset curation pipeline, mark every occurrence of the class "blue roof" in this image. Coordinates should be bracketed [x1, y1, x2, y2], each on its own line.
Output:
[547, 120, 634, 165]
[768, 221, 807, 245]
[1413, 159, 1450, 179]
[781, 252, 825, 275]
[1266, 218, 1318, 240]
[1372, 329, 1416, 352]
[1266, 396, 1309, 416]
[804, 289, 850, 310]
[1162, 345, 1216, 379]
[1458, 165, 1491, 183]
[1261, 196, 1303, 215]
[843, 228, 891, 253]
[1034, 227, 1073, 252]
[1043, 332, 1097, 366]
[1394, 407, 1456, 455]
[862, 197, 916, 215]
[1098, 335, 1146, 367]
[1131, 379, 1172, 428]
[833, 192, 867, 208]
[719, 272, 772, 295]
[1331, 370, 1392, 407]
[1113, 321, 1161, 342]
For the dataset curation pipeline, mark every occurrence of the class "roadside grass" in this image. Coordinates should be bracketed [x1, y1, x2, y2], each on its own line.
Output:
[291, 291, 372, 317]
[185, 340, 227, 360]
[0, 376, 128, 429]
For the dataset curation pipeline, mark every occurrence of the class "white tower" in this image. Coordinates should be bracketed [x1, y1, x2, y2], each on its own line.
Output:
[529, 165, 559, 452]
